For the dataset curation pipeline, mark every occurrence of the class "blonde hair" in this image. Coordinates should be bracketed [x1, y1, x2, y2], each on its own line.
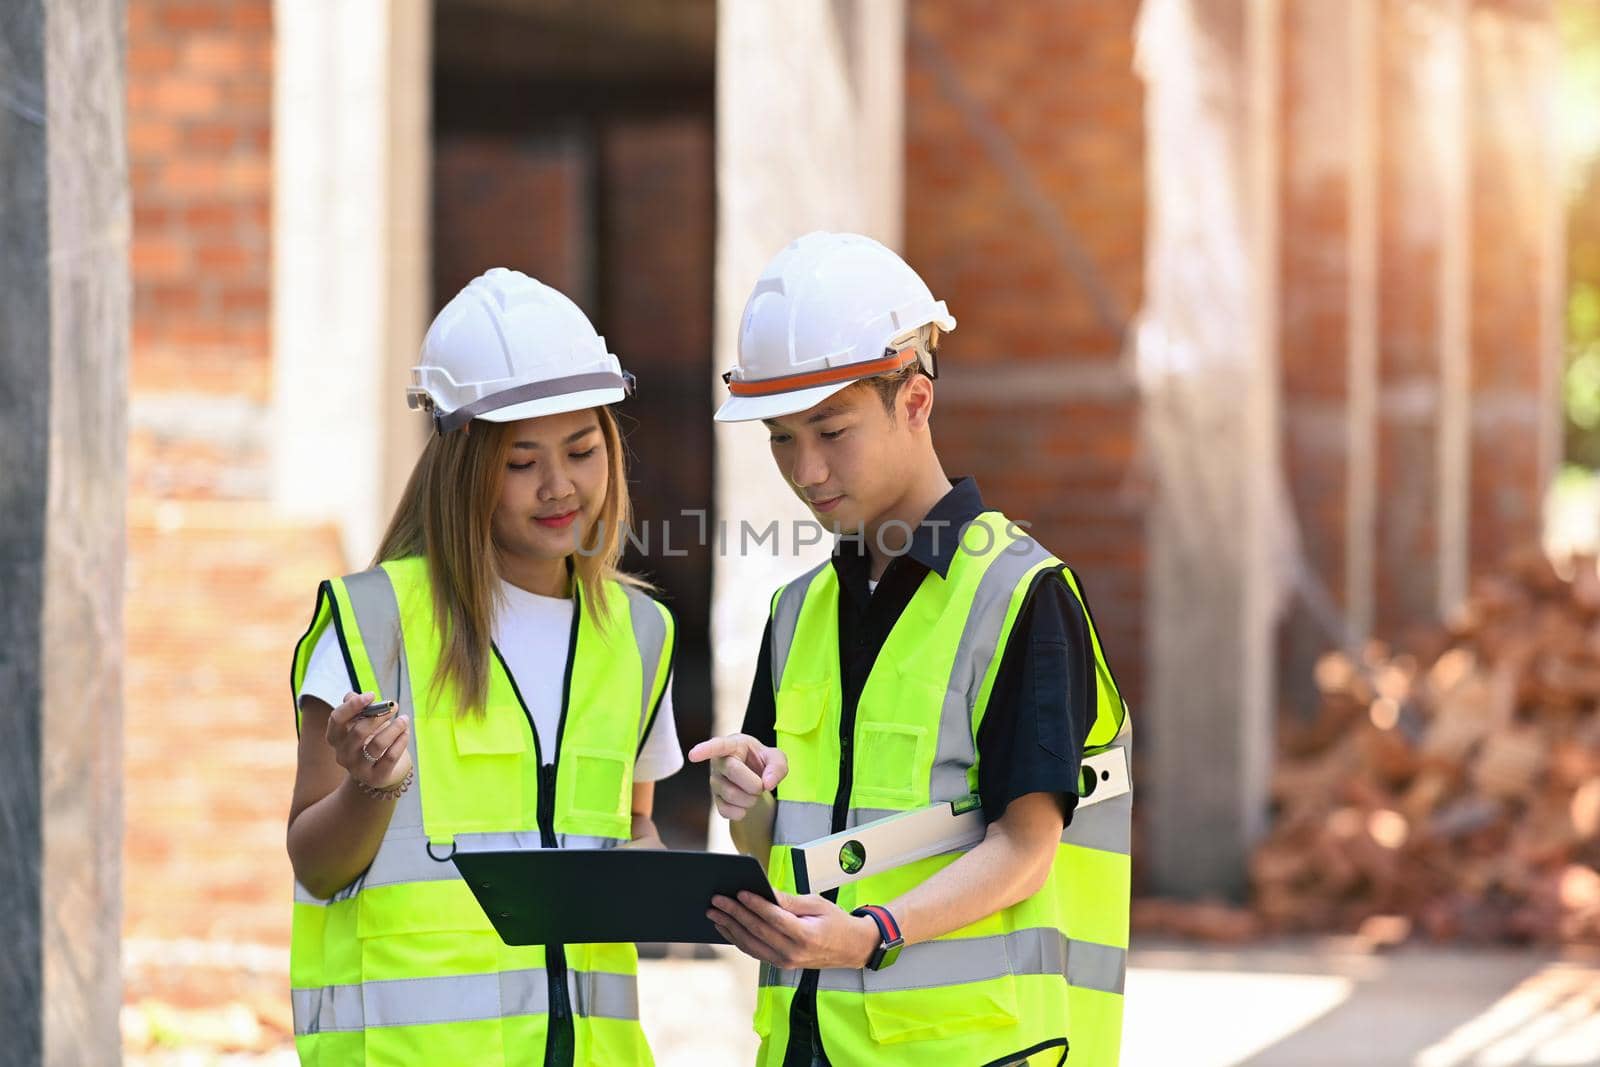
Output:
[372, 406, 642, 714]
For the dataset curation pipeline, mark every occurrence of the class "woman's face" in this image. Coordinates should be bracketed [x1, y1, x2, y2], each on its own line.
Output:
[490, 409, 609, 567]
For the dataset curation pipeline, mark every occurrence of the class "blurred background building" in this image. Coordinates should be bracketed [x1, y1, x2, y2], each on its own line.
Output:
[94, 0, 1600, 1062]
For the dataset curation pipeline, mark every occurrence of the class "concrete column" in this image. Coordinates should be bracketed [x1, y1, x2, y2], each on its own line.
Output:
[271, 0, 431, 565]
[1536, 17, 1566, 496]
[1436, 0, 1472, 620]
[0, 0, 129, 1061]
[1133, 0, 1287, 898]
[1347, 0, 1379, 644]
[710, 0, 905, 844]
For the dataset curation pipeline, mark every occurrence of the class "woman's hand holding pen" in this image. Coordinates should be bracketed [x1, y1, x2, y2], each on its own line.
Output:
[325, 691, 413, 792]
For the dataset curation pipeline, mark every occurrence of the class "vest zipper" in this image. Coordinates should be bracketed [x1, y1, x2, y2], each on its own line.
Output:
[787, 604, 864, 1067]
[493, 622, 579, 1067]
[545, 598, 584, 1065]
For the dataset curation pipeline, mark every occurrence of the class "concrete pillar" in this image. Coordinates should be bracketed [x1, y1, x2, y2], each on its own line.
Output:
[1347, 0, 1380, 646]
[0, 0, 129, 1061]
[1466, 2, 1565, 573]
[271, 0, 431, 565]
[1436, 0, 1472, 621]
[1133, 0, 1287, 898]
[710, 0, 905, 843]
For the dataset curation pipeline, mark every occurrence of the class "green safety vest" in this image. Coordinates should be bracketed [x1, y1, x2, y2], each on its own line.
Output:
[288, 557, 674, 1067]
[756, 512, 1131, 1067]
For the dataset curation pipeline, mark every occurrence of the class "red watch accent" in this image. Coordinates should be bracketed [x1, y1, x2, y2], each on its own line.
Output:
[856, 904, 901, 942]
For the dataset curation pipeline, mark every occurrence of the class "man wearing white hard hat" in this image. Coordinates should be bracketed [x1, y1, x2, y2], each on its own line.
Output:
[691, 233, 1133, 1067]
[286, 269, 683, 1066]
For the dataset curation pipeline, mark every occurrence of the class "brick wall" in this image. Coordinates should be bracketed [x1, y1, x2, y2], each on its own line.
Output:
[125, 0, 313, 988]
[128, 0, 273, 500]
[1467, 5, 1555, 574]
[1278, 0, 1357, 711]
[910, 0, 1559, 724]
[906, 0, 1148, 708]
[1277, 0, 1559, 687]
[124, 503, 342, 949]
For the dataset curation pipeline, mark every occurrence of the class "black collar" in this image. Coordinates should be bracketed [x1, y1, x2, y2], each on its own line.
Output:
[832, 476, 988, 583]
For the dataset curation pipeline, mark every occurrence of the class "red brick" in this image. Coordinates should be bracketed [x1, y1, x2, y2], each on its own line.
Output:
[127, 43, 178, 76]
[233, 2, 272, 32]
[131, 238, 188, 276]
[128, 119, 180, 155]
[184, 122, 241, 152]
[221, 286, 269, 317]
[181, 202, 237, 231]
[152, 75, 222, 117]
[158, 158, 221, 194]
[159, 2, 230, 32]
[183, 36, 248, 73]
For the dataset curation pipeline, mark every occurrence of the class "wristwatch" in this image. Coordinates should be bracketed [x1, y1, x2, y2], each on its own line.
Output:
[851, 904, 904, 971]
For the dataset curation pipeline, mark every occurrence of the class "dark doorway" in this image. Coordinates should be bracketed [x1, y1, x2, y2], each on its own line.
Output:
[432, 0, 716, 848]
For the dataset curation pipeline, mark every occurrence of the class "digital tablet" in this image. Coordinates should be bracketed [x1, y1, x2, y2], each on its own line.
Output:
[453, 848, 776, 945]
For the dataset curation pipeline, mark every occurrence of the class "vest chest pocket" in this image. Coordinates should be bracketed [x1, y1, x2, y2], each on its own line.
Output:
[444, 705, 529, 832]
[774, 680, 828, 746]
[555, 745, 633, 840]
[851, 671, 945, 807]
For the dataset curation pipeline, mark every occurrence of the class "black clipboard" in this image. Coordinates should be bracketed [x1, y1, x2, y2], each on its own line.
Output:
[452, 848, 776, 945]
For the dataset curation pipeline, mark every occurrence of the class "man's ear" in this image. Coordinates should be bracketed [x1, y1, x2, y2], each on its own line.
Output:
[901, 375, 935, 431]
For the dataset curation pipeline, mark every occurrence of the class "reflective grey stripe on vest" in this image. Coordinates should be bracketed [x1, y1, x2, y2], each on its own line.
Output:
[293, 572, 653, 916]
[292, 967, 640, 1035]
[1063, 792, 1132, 856]
[293, 566, 446, 908]
[624, 586, 669, 741]
[766, 523, 1057, 841]
[932, 530, 1055, 800]
[770, 559, 832, 694]
[759, 927, 1126, 997]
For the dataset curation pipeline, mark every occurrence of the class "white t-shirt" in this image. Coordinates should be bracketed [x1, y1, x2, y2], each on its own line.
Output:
[298, 580, 684, 796]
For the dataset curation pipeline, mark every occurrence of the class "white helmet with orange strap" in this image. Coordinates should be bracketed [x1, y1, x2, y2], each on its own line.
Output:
[715, 232, 956, 423]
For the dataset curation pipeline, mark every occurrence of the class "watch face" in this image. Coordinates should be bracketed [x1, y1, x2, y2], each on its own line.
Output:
[879, 941, 903, 969]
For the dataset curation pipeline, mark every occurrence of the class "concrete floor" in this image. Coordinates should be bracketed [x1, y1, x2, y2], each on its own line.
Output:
[640, 940, 1600, 1067]
[122, 939, 1600, 1065]
[1123, 940, 1600, 1067]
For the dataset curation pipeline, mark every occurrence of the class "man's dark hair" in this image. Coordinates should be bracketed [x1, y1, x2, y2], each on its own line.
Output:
[853, 325, 940, 419]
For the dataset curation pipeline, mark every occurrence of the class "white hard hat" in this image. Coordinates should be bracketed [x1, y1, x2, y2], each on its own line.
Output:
[408, 267, 634, 433]
[715, 231, 956, 423]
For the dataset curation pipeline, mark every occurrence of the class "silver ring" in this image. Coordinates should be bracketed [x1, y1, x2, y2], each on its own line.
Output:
[361, 738, 381, 762]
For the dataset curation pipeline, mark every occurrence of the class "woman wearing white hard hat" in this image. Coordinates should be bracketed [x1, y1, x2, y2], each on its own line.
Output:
[286, 268, 682, 1066]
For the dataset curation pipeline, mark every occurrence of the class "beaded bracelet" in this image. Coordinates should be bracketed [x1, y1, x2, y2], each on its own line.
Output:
[355, 767, 413, 801]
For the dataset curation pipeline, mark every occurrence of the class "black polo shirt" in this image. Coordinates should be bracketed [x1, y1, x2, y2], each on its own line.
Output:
[740, 478, 1103, 1066]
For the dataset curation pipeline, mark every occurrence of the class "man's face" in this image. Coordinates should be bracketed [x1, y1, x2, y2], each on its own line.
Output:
[762, 381, 916, 534]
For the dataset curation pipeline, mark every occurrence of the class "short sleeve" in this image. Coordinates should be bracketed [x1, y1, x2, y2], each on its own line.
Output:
[298, 626, 358, 713]
[741, 615, 778, 747]
[634, 671, 684, 782]
[974, 571, 1096, 824]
